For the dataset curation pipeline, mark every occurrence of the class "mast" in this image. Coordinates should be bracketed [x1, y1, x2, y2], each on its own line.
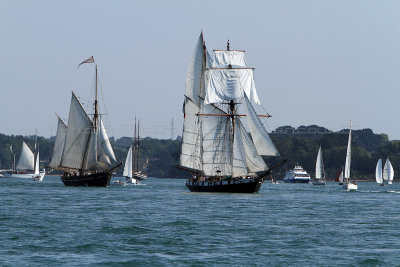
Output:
[133, 117, 137, 173]
[137, 120, 141, 173]
[94, 65, 99, 129]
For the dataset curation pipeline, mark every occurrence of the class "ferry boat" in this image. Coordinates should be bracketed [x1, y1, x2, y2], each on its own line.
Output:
[283, 165, 311, 183]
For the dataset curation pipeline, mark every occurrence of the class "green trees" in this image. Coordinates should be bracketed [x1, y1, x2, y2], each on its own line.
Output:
[0, 126, 396, 179]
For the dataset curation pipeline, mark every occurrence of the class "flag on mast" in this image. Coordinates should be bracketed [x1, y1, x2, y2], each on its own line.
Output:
[78, 56, 95, 68]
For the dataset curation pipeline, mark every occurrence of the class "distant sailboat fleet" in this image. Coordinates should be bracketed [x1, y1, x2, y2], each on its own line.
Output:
[1, 33, 396, 190]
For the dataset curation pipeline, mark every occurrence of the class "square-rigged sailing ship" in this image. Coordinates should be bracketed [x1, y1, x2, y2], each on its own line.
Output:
[180, 33, 286, 193]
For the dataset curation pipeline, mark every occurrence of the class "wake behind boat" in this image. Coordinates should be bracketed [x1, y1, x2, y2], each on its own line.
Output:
[48, 57, 121, 187]
[180, 33, 285, 193]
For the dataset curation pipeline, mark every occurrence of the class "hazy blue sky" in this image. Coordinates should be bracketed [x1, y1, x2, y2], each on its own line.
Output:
[1, 0, 400, 139]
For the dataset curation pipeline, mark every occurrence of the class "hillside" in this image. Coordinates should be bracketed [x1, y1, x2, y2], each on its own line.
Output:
[0, 125, 394, 179]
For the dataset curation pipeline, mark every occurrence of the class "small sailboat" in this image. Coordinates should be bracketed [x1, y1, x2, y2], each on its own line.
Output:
[383, 158, 394, 185]
[342, 121, 358, 191]
[312, 146, 326, 185]
[376, 158, 384, 186]
[180, 33, 285, 193]
[131, 118, 147, 180]
[48, 57, 121, 186]
[12, 135, 45, 179]
[123, 143, 139, 184]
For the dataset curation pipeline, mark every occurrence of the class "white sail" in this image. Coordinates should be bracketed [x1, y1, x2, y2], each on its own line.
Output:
[339, 171, 344, 183]
[99, 118, 116, 162]
[376, 158, 383, 184]
[123, 145, 133, 178]
[243, 95, 279, 156]
[388, 159, 394, 182]
[237, 118, 268, 173]
[60, 92, 92, 170]
[204, 68, 260, 105]
[185, 32, 210, 106]
[344, 122, 352, 179]
[83, 129, 99, 170]
[34, 151, 40, 175]
[49, 117, 68, 168]
[201, 104, 232, 176]
[213, 50, 247, 68]
[383, 158, 394, 182]
[16, 141, 34, 170]
[180, 97, 202, 171]
[315, 146, 323, 179]
[232, 119, 248, 177]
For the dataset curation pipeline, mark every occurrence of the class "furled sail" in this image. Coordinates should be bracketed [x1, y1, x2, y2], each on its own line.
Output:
[344, 123, 352, 179]
[16, 141, 34, 170]
[201, 104, 232, 176]
[123, 145, 133, 178]
[315, 146, 323, 179]
[376, 158, 383, 184]
[49, 117, 67, 168]
[180, 97, 202, 171]
[60, 92, 93, 170]
[243, 95, 279, 156]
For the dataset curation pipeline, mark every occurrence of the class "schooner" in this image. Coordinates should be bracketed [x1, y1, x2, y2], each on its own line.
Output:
[180, 33, 285, 193]
[49, 57, 121, 186]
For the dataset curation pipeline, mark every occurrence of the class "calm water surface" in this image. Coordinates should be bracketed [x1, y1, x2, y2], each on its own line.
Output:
[1, 177, 399, 266]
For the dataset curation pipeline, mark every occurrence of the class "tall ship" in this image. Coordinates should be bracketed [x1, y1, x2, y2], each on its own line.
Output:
[283, 165, 311, 183]
[180, 33, 285, 193]
[49, 57, 121, 186]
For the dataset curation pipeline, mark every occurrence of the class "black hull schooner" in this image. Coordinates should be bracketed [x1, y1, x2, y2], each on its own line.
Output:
[48, 59, 121, 185]
[61, 171, 112, 187]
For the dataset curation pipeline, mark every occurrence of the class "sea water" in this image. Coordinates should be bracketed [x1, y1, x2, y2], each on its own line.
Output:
[1, 177, 399, 266]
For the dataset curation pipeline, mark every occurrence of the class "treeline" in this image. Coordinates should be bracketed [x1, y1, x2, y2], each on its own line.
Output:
[0, 126, 397, 180]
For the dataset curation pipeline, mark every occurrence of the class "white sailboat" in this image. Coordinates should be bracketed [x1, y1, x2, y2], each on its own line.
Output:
[383, 158, 394, 185]
[376, 158, 384, 186]
[312, 146, 326, 185]
[123, 144, 139, 184]
[32, 149, 45, 181]
[12, 139, 45, 179]
[342, 121, 358, 191]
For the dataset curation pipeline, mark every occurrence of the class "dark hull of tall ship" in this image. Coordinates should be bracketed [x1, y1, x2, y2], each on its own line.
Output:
[61, 171, 112, 187]
[186, 177, 263, 193]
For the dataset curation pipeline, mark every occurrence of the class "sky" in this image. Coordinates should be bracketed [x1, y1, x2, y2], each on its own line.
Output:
[1, 0, 400, 140]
